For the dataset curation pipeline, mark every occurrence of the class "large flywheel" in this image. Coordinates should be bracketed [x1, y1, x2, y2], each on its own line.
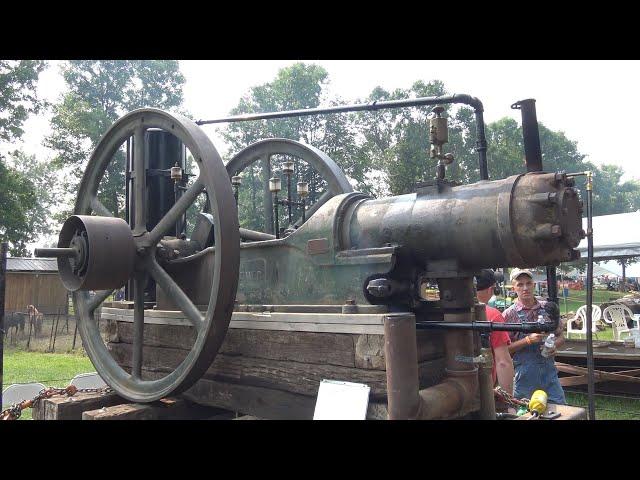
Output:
[37, 108, 239, 402]
[226, 139, 353, 236]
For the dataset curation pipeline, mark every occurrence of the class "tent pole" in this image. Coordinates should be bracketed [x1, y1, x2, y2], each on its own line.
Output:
[585, 171, 596, 420]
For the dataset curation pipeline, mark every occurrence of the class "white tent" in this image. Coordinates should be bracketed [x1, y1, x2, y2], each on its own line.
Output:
[577, 210, 640, 260]
[575, 210, 640, 278]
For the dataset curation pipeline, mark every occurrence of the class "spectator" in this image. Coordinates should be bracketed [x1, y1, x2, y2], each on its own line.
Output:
[503, 268, 566, 405]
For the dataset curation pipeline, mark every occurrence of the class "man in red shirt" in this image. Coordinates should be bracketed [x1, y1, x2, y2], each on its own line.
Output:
[475, 269, 514, 394]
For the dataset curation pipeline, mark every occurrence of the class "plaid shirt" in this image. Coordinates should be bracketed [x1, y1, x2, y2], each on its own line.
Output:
[502, 298, 548, 343]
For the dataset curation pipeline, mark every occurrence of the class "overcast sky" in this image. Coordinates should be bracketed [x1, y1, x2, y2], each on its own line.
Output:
[16, 60, 640, 182]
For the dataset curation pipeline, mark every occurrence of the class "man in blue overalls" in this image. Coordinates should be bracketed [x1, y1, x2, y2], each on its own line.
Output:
[503, 268, 566, 405]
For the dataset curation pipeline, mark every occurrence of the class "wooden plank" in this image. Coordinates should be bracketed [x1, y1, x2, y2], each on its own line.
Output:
[112, 323, 443, 370]
[81, 397, 226, 420]
[109, 342, 445, 399]
[112, 323, 357, 368]
[170, 376, 391, 420]
[102, 307, 396, 334]
[556, 363, 640, 384]
[180, 376, 317, 420]
[83, 403, 157, 420]
[32, 392, 126, 420]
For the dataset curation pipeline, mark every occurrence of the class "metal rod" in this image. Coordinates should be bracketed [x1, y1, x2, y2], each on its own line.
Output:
[197, 94, 489, 181]
[286, 173, 292, 224]
[0, 242, 8, 409]
[416, 320, 557, 333]
[273, 193, 280, 239]
[34, 247, 76, 258]
[585, 171, 596, 420]
[301, 198, 306, 223]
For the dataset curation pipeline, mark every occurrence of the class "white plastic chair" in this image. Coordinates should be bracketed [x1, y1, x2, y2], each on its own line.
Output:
[567, 305, 601, 339]
[602, 304, 635, 341]
[2, 383, 46, 408]
[70, 372, 107, 390]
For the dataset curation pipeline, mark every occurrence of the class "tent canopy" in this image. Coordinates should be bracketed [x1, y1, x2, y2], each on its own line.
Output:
[577, 210, 640, 261]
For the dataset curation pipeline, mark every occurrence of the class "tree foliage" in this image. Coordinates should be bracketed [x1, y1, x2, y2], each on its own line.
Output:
[0, 60, 47, 142]
[222, 63, 362, 231]
[44, 60, 186, 219]
[0, 156, 37, 256]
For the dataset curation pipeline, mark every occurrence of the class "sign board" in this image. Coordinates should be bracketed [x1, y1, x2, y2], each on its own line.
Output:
[313, 379, 370, 420]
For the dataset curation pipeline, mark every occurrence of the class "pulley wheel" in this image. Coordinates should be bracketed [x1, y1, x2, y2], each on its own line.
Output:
[67, 108, 239, 402]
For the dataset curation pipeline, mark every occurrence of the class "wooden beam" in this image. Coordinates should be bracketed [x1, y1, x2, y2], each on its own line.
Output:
[32, 391, 127, 420]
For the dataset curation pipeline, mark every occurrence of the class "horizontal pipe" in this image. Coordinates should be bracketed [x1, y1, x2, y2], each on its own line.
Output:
[415, 320, 557, 333]
[34, 247, 77, 258]
[196, 94, 484, 126]
[239, 227, 275, 241]
[196, 94, 489, 181]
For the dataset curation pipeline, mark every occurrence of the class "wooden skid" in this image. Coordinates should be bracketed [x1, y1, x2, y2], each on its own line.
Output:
[32, 391, 127, 420]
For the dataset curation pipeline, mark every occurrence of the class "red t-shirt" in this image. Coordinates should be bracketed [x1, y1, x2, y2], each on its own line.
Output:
[486, 305, 511, 385]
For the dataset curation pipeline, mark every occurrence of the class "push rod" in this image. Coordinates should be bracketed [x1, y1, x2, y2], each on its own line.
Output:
[197, 94, 489, 180]
[585, 171, 596, 420]
[416, 320, 557, 333]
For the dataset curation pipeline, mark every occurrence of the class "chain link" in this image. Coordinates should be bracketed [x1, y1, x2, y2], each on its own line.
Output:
[493, 385, 529, 408]
[1, 385, 113, 420]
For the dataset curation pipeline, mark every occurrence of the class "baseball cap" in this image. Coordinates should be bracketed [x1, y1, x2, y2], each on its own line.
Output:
[510, 268, 533, 282]
[475, 269, 497, 291]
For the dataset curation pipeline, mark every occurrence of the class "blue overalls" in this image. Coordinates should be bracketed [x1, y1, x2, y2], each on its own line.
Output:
[512, 309, 566, 405]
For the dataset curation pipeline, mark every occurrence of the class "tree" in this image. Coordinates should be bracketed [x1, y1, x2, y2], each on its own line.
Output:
[222, 63, 364, 231]
[4, 150, 58, 256]
[0, 156, 37, 256]
[44, 60, 186, 219]
[0, 60, 47, 142]
[0, 60, 47, 255]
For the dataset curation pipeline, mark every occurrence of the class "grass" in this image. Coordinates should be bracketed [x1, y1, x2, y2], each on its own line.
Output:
[565, 391, 640, 420]
[2, 348, 95, 420]
[558, 289, 628, 315]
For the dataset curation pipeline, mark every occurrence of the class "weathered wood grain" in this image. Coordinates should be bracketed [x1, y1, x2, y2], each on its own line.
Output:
[109, 342, 445, 399]
[32, 392, 126, 420]
[112, 322, 445, 369]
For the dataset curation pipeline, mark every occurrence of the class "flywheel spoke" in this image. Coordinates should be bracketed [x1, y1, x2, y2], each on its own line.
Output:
[88, 289, 115, 313]
[132, 273, 145, 379]
[90, 197, 114, 217]
[147, 176, 205, 247]
[146, 256, 204, 333]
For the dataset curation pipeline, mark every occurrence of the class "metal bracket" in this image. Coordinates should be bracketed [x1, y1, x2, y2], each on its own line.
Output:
[455, 354, 489, 365]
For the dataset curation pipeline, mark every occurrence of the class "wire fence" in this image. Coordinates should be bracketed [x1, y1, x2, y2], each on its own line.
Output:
[2, 308, 110, 354]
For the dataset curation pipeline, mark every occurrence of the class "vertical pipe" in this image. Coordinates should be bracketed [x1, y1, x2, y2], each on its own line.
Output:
[273, 194, 280, 239]
[512, 99, 559, 306]
[286, 173, 292, 224]
[133, 126, 146, 235]
[0, 242, 8, 408]
[475, 110, 489, 180]
[585, 172, 596, 420]
[384, 314, 420, 420]
[512, 99, 543, 173]
[262, 157, 273, 234]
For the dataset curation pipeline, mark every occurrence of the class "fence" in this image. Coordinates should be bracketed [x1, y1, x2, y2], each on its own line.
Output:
[2, 307, 110, 353]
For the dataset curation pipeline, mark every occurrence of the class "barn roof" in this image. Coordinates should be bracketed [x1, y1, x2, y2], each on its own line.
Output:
[6, 257, 59, 272]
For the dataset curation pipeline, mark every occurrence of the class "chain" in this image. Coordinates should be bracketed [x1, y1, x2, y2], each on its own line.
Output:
[493, 386, 529, 408]
[1, 385, 113, 420]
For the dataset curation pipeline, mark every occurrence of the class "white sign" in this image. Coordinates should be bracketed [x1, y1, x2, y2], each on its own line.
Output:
[313, 379, 370, 420]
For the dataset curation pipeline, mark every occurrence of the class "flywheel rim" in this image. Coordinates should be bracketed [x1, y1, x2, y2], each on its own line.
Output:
[73, 108, 239, 402]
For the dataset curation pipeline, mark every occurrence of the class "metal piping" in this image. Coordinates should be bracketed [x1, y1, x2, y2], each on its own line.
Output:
[197, 94, 489, 181]
[384, 280, 479, 420]
[512, 99, 559, 305]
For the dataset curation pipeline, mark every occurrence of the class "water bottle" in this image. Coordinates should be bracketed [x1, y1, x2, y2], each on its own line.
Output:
[541, 333, 556, 358]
